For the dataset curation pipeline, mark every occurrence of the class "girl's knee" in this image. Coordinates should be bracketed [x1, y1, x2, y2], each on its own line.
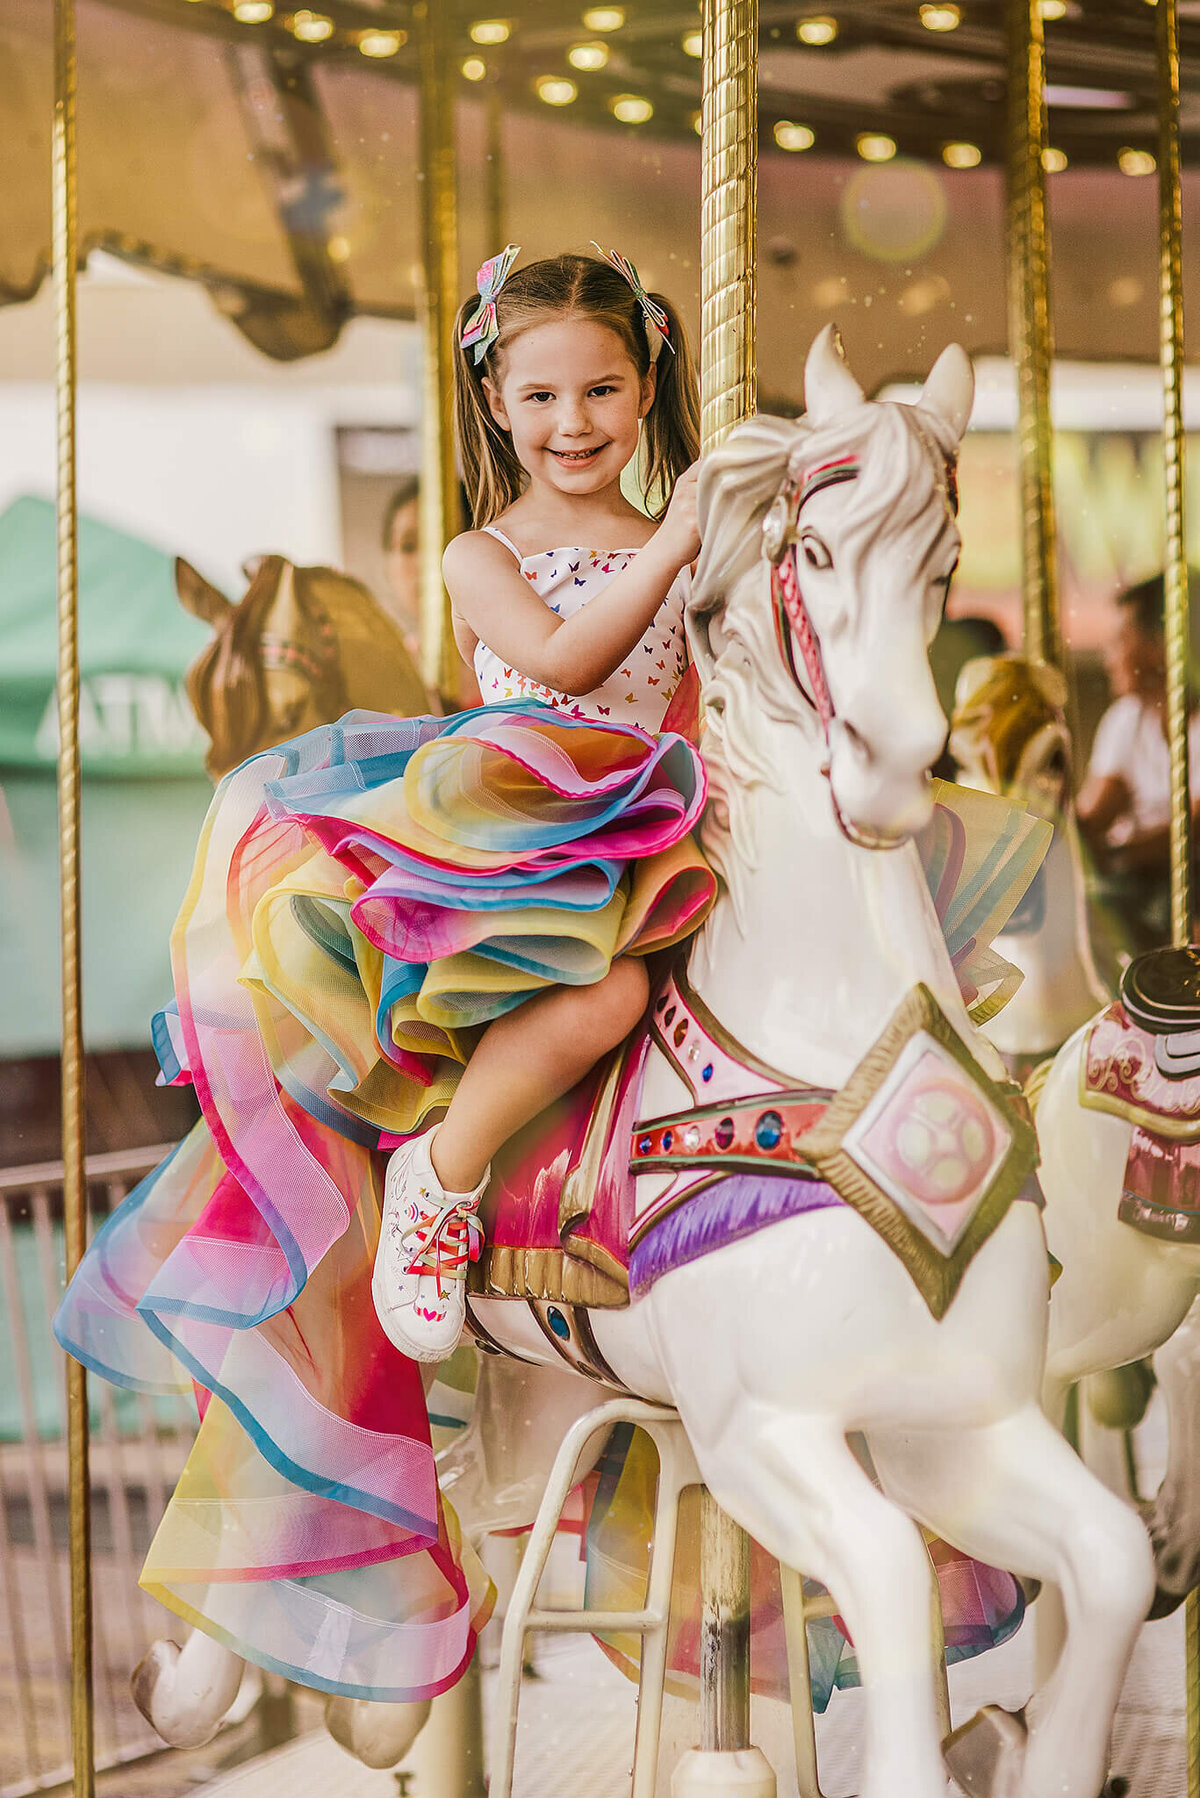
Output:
[585, 957, 649, 1047]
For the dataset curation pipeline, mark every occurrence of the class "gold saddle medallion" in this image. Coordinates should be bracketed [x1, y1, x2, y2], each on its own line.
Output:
[796, 984, 1039, 1319]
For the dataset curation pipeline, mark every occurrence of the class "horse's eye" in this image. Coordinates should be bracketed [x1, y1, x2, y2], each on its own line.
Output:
[801, 532, 831, 571]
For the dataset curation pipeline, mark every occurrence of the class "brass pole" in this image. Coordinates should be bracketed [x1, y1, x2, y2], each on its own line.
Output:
[698, 0, 757, 1755]
[415, 0, 462, 703]
[1158, 0, 1197, 1771]
[700, 0, 757, 450]
[53, 3, 94, 1794]
[1005, 0, 1061, 669]
[485, 83, 505, 256]
[1158, 0, 1191, 954]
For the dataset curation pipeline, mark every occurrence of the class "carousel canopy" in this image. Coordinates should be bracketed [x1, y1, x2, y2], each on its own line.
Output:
[5, 0, 1200, 391]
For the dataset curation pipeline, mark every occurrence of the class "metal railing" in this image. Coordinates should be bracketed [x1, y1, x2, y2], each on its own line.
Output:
[0, 1144, 196, 1798]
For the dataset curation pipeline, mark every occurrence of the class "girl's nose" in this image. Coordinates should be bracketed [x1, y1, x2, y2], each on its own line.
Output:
[556, 400, 591, 437]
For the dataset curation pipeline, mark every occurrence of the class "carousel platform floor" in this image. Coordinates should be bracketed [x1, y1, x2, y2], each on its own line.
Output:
[179, 1394, 1190, 1798]
[192, 1599, 1188, 1798]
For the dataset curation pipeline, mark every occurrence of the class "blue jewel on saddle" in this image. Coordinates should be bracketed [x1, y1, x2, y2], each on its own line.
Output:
[637, 1135, 653, 1156]
[702, 1064, 714, 1083]
[547, 1307, 571, 1340]
[662, 1130, 673, 1151]
[755, 1110, 784, 1151]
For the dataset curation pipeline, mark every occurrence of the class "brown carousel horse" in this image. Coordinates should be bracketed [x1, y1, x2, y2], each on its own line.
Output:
[176, 554, 431, 779]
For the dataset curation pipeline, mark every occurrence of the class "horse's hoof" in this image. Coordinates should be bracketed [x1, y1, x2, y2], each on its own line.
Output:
[131, 1641, 224, 1750]
[324, 1695, 431, 1769]
[943, 1705, 1027, 1798]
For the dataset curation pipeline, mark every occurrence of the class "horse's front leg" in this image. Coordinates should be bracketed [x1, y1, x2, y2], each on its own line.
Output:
[872, 1406, 1153, 1798]
[675, 1402, 950, 1798]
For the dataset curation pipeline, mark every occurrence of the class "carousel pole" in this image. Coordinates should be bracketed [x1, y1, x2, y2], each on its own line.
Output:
[52, 3, 94, 1795]
[404, 9, 484, 1794]
[1005, 0, 1062, 670]
[415, 0, 463, 706]
[1155, 5, 1200, 1790]
[673, 7, 774, 1793]
[485, 83, 506, 256]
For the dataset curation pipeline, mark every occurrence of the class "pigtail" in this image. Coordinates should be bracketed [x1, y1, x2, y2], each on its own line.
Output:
[452, 297, 527, 527]
[641, 295, 701, 518]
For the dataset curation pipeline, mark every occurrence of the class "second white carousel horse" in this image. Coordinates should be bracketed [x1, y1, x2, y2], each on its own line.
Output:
[947, 663, 1200, 1607]
[135, 330, 1154, 1798]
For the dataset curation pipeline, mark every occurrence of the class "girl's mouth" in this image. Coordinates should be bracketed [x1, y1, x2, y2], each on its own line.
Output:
[549, 445, 605, 465]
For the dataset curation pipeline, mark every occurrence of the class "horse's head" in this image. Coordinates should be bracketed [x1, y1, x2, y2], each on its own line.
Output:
[950, 653, 1072, 824]
[691, 324, 973, 849]
[178, 556, 429, 781]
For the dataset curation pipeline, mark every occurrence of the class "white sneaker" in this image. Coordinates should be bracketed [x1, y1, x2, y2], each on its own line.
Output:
[372, 1129, 488, 1363]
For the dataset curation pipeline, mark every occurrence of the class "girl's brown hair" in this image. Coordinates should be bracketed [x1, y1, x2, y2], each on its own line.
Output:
[453, 251, 700, 528]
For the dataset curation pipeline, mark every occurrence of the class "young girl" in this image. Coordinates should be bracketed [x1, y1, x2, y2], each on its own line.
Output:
[52, 245, 710, 1707]
[374, 246, 708, 1360]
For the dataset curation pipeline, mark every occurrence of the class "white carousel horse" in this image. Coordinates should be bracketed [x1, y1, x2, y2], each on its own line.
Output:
[949, 655, 1108, 1071]
[135, 329, 1154, 1798]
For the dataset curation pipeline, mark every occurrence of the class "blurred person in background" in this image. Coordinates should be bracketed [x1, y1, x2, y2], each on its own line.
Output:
[381, 475, 479, 707]
[381, 474, 421, 659]
[1077, 571, 1200, 949]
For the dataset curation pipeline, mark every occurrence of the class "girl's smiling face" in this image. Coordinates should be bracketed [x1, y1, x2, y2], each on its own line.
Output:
[482, 316, 655, 497]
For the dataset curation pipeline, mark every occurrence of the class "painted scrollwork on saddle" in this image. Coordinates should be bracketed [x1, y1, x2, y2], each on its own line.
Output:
[1083, 949, 1200, 1137]
[1081, 949, 1200, 1244]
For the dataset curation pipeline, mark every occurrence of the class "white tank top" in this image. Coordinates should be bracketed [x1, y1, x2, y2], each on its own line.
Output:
[472, 526, 690, 733]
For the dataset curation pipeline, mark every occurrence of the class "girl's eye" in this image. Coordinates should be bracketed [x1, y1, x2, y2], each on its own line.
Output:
[525, 391, 554, 404]
[589, 385, 616, 397]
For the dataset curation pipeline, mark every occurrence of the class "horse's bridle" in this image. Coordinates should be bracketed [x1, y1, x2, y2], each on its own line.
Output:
[761, 454, 860, 755]
[759, 434, 960, 770]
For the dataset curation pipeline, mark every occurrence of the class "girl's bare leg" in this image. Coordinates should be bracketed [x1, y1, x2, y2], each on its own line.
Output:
[430, 958, 649, 1191]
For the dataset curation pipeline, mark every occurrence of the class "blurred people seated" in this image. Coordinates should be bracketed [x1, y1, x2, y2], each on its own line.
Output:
[1077, 571, 1200, 950]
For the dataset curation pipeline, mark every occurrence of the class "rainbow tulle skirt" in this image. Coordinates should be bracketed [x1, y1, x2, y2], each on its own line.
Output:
[54, 702, 714, 1700]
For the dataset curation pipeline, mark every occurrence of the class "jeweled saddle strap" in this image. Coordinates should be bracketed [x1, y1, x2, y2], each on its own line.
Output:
[633, 1090, 833, 1178]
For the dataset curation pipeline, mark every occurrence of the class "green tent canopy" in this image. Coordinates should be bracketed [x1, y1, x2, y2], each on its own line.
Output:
[0, 496, 215, 1054]
[0, 494, 210, 775]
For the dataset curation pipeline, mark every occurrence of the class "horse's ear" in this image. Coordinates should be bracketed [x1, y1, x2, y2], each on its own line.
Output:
[804, 324, 865, 423]
[954, 654, 999, 715]
[918, 344, 974, 447]
[176, 558, 232, 628]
